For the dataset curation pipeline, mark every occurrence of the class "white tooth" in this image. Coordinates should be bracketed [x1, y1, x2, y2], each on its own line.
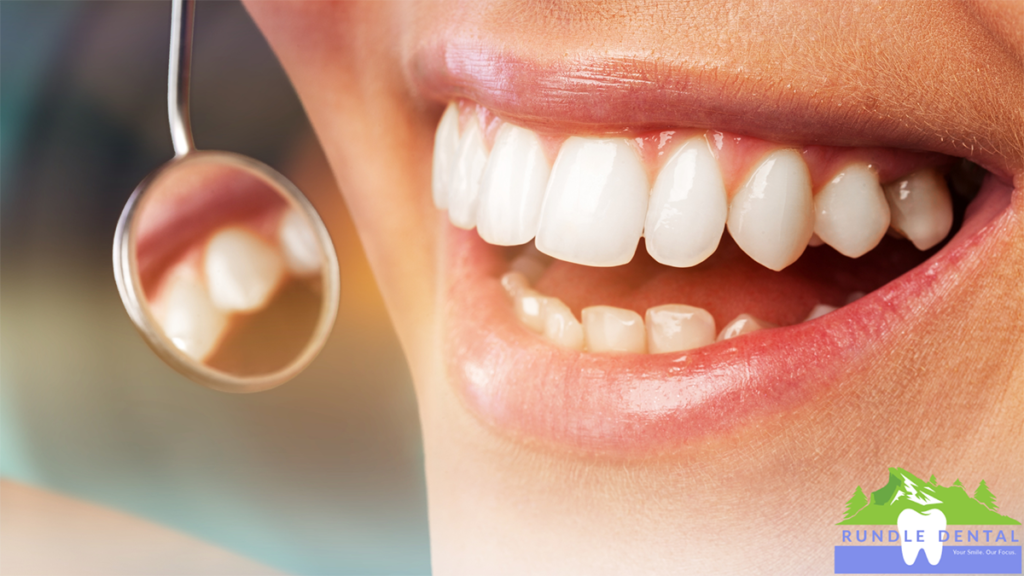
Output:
[204, 227, 285, 313]
[447, 121, 489, 229]
[514, 289, 548, 333]
[582, 306, 646, 353]
[808, 233, 824, 247]
[277, 209, 323, 276]
[645, 304, 716, 353]
[727, 149, 814, 271]
[814, 163, 891, 258]
[500, 271, 531, 298]
[883, 169, 953, 250]
[644, 138, 728, 267]
[804, 303, 837, 321]
[897, 509, 946, 566]
[150, 265, 229, 362]
[536, 137, 649, 267]
[431, 102, 460, 210]
[716, 313, 775, 341]
[542, 298, 584, 350]
[476, 124, 551, 246]
[509, 243, 553, 284]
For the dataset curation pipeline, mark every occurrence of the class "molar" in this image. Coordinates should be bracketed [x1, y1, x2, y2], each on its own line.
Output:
[535, 137, 649, 267]
[644, 137, 728, 267]
[582, 305, 646, 353]
[447, 120, 489, 229]
[814, 163, 891, 258]
[717, 313, 775, 341]
[883, 169, 953, 250]
[476, 123, 551, 246]
[204, 227, 285, 313]
[727, 149, 815, 271]
[431, 102, 460, 210]
[645, 304, 716, 353]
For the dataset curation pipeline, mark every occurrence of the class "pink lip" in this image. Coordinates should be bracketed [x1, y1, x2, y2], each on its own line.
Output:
[442, 174, 1015, 454]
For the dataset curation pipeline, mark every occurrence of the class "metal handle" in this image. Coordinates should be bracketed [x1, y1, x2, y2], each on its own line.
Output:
[168, 0, 195, 156]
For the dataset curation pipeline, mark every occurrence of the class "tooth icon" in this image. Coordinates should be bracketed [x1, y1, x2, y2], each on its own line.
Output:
[897, 509, 946, 566]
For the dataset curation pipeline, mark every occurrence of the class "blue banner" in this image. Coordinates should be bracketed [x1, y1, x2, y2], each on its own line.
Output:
[834, 546, 1022, 574]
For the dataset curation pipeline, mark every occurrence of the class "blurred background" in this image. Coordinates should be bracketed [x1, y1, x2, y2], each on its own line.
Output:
[1, 1, 431, 574]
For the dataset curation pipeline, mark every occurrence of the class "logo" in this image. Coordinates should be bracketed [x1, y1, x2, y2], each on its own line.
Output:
[834, 468, 1021, 574]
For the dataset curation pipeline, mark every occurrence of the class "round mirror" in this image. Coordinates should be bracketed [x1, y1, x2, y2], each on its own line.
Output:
[114, 151, 340, 392]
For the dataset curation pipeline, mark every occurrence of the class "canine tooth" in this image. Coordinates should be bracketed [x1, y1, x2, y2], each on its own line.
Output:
[883, 169, 954, 250]
[727, 149, 814, 271]
[204, 227, 285, 312]
[500, 271, 530, 298]
[645, 304, 716, 353]
[476, 124, 551, 246]
[644, 138, 728, 267]
[805, 303, 837, 321]
[897, 509, 946, 566]
[431, 102, 460, 210]
[814, 163, 891, 258]
[447, 121, 488, 229]
[150, 266, 229, 362]
[536, 137, 649, 267]
[542, 298, 584, 350]
[514, 289, 548, 333]
[716, 314, 775, 341]
[278, 209, 322, 276]
[582, 306, 646, 353]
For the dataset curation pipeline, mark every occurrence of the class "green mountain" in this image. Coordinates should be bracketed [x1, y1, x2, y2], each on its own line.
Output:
[838, 468, 1021, 525]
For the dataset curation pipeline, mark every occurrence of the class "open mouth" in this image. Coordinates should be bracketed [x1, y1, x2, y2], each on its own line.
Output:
[395, 18, 1022, 455]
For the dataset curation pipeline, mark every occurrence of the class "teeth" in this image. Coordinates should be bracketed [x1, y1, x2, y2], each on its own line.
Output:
[514, 288, 549, 333]
[727, 149, 815, 271]
[541, 298, 584, 350]
[431, 103, 460, 210]
[897, 509, 946, 566]
[278, 209, 323, 276]
[204, 227, 285, 313]
[500, 271, 531, 298]
[582, 306, 646, 354]
[447, 121, 489, 230]
[150, 265, 229, 362]
[535, 137, 649, 267]
[644, 138, 728, 267]
[804, 303, 837, 321]
[716, 314, 775, 341]
[814, 163, 891, 258]
[476, 124, 551, 246]
[645, 304, 716, 353]
[883, 169, 954, 250]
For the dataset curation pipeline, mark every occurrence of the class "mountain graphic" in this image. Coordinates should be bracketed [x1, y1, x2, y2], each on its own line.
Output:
[838, 468, 1021, 525]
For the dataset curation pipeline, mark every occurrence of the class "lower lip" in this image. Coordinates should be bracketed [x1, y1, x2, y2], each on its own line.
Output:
[440, 177, 1015, 455]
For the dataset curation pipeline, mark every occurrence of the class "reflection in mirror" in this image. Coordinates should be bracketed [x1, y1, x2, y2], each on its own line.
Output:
[122, 152, 338, 388]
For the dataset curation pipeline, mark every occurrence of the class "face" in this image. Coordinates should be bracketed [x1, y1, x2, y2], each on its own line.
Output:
[245, 1, 1022, 572]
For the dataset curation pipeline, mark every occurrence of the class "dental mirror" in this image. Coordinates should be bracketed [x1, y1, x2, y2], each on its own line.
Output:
[113, 0, 340, 393]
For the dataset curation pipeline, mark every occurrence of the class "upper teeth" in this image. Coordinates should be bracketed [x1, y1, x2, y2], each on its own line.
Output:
[432, 102, 954, 270]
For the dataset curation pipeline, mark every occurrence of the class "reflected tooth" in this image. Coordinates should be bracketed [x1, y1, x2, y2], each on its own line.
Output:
[431, 102, 460, 210]
[645, 304, 716, 353]
[278, 209, 322, 276]
[727, 149, 814, 271]
[151, 266, 229, 362]
[204, 227, 285, 312]
[717, 314, 776, 341]
[514, 289, 548, 333]
[805, 303, 837, 321]
[814, 163, 891, 258]
[897, 509, 946, 566]
[536, 137, 649, 267]
[500, 271, 530, 298]
[477, 124, 551, 246]
[509, 243, 553, 284]
[542, 298, 584, 350]
[645, 138, 728, 267]
[582, 306, 646, 354]
[447, 121, 489, 229]
[883, 169, 953, 250]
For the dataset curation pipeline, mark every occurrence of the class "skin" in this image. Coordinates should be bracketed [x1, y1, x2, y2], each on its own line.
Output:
[245, 1, 1022, 573]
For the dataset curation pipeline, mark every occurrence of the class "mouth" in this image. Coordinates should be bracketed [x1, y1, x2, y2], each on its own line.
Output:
[406, 25, 1020, 455]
